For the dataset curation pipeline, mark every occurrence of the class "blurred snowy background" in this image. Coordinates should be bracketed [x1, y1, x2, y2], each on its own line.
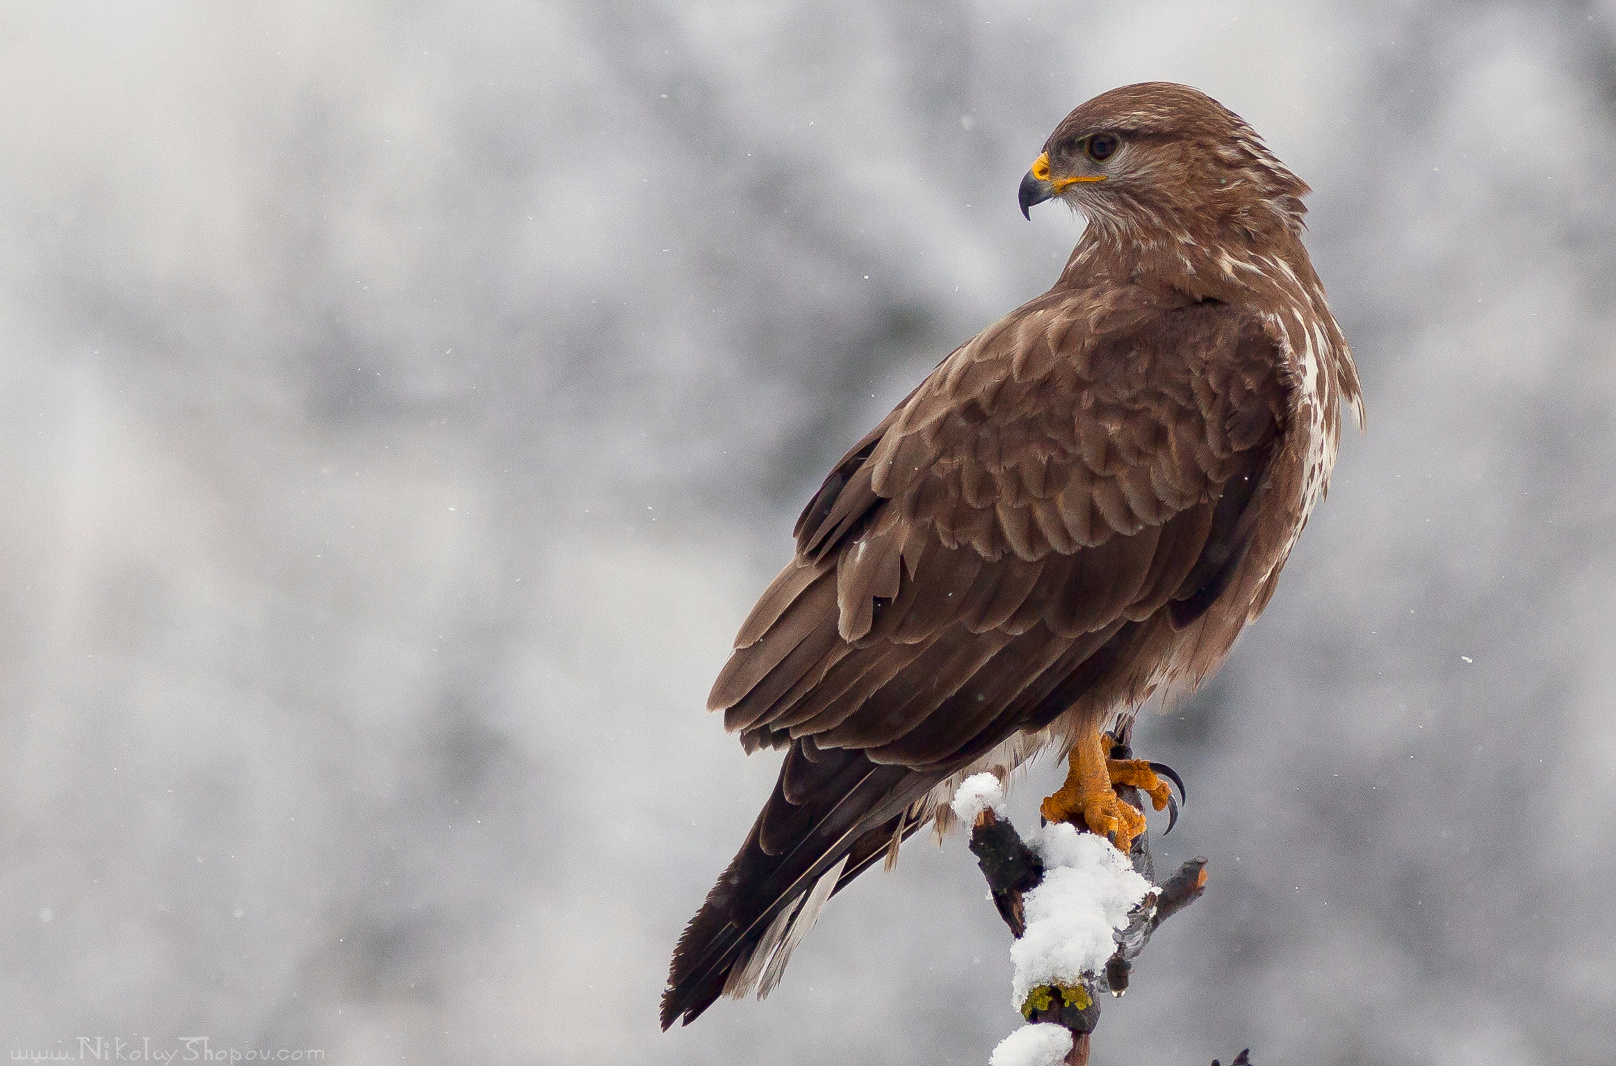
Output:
[2, 0, 1614, 1063]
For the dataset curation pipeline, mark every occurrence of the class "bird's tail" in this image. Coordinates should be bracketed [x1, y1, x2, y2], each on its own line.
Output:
[659, 740, 935, 1029]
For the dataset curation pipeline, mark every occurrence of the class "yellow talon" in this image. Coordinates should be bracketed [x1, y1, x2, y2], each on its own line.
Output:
[1106, 757, 1173, 814]
[1040, 725, 1171, 852]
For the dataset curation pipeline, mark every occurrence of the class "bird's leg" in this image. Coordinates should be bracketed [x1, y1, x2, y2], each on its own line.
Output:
[1040, 723, 1174, 852]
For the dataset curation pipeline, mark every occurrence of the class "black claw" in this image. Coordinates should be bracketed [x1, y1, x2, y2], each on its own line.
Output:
[1149, 761, 1187, 805]
[1164, 792, 1179, 835]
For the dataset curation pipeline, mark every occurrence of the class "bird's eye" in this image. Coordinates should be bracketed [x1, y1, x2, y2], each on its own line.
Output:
[1086, 133, 1119, 162]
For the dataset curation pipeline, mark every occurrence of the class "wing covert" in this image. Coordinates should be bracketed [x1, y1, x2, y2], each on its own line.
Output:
[722, 291, 1292, 763]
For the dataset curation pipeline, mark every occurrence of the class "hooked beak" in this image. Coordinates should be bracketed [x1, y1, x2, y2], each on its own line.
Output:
[1017, 151, 1104, 219]
[1018, 169, 1054, 220]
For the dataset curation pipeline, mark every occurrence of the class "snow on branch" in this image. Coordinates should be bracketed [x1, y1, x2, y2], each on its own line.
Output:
[956, 728, 1249, 1066]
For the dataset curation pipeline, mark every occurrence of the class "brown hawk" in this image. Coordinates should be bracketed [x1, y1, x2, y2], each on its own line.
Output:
[661, 82, 1364, 1029]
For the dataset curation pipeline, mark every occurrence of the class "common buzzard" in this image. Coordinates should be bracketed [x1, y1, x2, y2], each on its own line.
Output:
[662, 82, 1364, 1029]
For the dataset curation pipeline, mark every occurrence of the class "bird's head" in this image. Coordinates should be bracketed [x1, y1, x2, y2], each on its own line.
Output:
[1019, 82, 1310, 242]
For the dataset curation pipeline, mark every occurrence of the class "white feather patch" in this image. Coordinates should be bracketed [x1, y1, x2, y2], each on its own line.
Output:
[723, 897, 796, 1000]
[757, 854, 848, 998]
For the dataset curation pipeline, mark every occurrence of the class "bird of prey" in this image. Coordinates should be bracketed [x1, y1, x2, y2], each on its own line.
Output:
[661, 82, 1364, 1029]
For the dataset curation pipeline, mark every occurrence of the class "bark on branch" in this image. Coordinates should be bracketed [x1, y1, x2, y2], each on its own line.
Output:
[965, 728, 1246, 1066]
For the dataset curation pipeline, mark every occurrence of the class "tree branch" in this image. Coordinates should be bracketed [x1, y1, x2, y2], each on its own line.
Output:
[965, 726, 1241, 1066]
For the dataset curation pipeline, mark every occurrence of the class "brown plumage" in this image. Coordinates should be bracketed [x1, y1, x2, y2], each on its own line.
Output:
[661, 82, 1364, 1029]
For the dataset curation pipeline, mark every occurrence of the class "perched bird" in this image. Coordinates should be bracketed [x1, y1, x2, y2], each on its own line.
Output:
[661, 82, 1363, 1029]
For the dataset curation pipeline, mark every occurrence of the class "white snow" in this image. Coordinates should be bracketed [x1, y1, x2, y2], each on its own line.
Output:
[950, 772, 1006, 826]
[988, 1023, 1073, 1066]
[1008, 822, 1153, 1011]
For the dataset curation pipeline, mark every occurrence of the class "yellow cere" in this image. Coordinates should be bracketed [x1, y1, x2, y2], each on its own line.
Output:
[1030, 151, 1106, 191]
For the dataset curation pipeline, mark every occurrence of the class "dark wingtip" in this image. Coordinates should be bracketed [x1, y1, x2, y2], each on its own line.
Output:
[660, 968, 726, 1030]
[658, 984, 686, 1030]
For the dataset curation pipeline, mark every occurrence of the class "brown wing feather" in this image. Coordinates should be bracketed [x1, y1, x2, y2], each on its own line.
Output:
[760, 639, 931, 738]
[796, 386, 921, 560]
[666, 289, 1293, 1030]
[720, 295, 1289, 757]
